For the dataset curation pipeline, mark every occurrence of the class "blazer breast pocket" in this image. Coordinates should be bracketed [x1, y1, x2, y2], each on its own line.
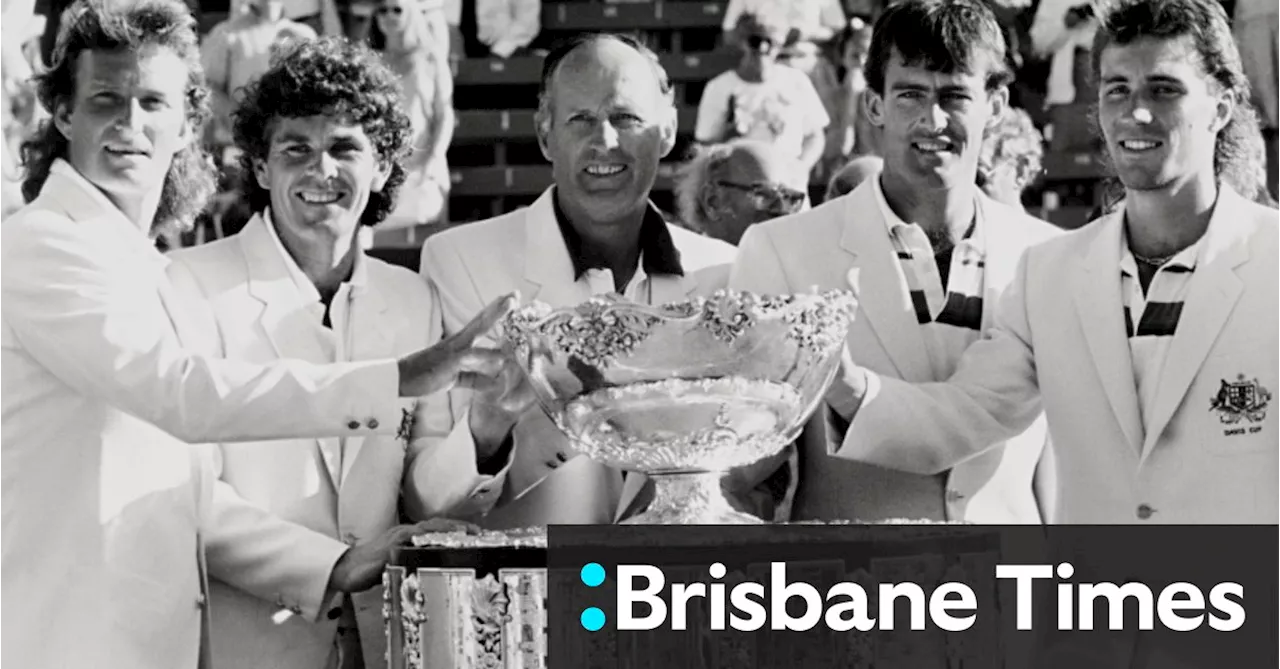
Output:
[1199, 353, 1277, 457]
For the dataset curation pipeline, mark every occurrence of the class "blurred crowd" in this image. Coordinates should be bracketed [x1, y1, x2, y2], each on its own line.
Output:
[3, 0, 1277, 238]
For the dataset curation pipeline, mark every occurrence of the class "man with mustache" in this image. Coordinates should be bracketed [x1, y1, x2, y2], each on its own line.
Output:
[419, 33, 738, 527]
[728, 0, 1060, 525]
[827, 0, 1278, 524]
[166, 38, 512, 669]
[1, 2, 514, 667]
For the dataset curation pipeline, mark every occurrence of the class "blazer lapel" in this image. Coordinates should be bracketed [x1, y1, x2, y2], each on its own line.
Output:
[1073, 214, 1145, 454]
[339, 280, 394, 487]
[239, 215, 343, 488]
[520, 189, 593, 308]
[840, 186, 933, 383]
[1140, 191, 1249, 458]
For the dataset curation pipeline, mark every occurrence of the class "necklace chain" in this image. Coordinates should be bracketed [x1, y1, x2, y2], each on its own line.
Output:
[1132, 251, 1176, 267]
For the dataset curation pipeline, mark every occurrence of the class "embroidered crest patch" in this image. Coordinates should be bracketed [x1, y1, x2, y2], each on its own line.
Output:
[1210, 374, 1272, 424]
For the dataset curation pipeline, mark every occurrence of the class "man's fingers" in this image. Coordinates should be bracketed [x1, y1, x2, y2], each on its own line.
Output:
[453, 292, 520, 347]
[415, 518, 481, 534]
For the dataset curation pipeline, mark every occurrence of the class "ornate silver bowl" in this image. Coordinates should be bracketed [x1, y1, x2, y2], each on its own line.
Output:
[500, 289, 857, 524]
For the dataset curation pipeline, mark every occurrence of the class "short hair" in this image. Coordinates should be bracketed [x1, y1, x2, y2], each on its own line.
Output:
[1091, 0, 1264, 198]
[674, 142, 737, 235]
[979, 107, 1044, 193]
[232, 37, 413, 227]
[863, 0, 1013, 95]
[20, 0, 215, 234]
[534, 33, 675, 136]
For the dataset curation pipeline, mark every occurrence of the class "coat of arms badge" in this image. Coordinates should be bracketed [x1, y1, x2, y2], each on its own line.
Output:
[1210, 374, 1272, 424]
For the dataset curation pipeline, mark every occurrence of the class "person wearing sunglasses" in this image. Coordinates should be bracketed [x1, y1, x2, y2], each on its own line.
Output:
[675, 139, 810, 246]
[696, 8, 830, 178]
[374, 0, 455, 231]
[726, 0, 1062, 527]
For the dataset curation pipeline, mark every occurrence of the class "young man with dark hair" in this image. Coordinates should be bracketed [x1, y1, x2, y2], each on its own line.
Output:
[728, 0, 1061, 524]
[167, 37, 513, 669]
[828, 0, 1278, 524]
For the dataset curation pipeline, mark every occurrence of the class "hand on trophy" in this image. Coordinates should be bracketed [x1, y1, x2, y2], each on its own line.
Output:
[327, 517, 480, 594]
[397, 293, 519, 398]
[467, 356, 540, 461]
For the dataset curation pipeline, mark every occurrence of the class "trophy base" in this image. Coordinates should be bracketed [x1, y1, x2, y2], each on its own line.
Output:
[621, 471, 765, 525]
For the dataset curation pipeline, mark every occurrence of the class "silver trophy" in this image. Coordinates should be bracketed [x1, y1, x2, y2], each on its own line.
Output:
[500, 289, 858, 524]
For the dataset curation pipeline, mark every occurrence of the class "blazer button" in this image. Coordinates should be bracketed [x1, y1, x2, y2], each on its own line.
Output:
[347, 420, 361, 430]
[195, 593, 206, 608]
[1136, 503, 1155, 520]
[344, 532, 359, 545]
[367, 418, 379, 429]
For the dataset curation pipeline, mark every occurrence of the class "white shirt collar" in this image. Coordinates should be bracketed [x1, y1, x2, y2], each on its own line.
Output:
[260, 207, 369, 304]
[870, 175, 985, 251]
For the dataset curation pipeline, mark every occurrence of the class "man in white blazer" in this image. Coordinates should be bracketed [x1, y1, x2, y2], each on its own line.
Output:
[166, 38, 511, 669]
[830, 0, 1279, 524]
[421, 34, 739, 527]
[730, 0, 1061, 525]
[0, 4, 516, 668]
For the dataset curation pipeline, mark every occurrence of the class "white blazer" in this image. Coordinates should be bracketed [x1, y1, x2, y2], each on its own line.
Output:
[837, 186, 1279, 523]
[0, 162, 408, 669]
[419, 188, 738, 526]
[166, 214, 509, 669]
[729, 181, 1062, 523]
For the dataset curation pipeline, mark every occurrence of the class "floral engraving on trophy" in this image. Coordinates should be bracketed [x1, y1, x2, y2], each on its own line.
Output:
[400, 573, 426, 669]
[508, 298, 662, 369]
[473, 575, 512, 669]
[501, 290, 858, 524]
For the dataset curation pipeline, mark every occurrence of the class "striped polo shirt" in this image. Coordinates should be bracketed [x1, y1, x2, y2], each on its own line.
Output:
[1120, 228, 1199, 427]
[872, 179, 987, 381]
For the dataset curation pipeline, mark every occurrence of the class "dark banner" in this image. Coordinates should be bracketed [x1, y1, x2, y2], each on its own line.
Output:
[546, 525, 1278, 668]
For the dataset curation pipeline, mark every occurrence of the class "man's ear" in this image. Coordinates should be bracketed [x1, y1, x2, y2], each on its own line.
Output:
[699, 179, 722, 215]
[865, 89, 886, 129]
[371, 158, 393, 193]
[659, 105, 678, 158]
[1211, 87, 1237, 134]
[535, 113, 554, 162]
[986, 86, 1010, 131]
[53, 101, 73, 141]
[253, 157, 271, 191]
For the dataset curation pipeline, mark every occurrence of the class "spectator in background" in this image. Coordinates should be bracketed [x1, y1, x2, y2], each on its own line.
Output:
[977, 107, 1043, 212]
[697, 9, 829, 175]
[2, 0, 44, 215]
[824, 154, 882, 200]
[376, 0, 455, 229]
[1029, 0, 1100, 105]
[822, 16, 879, 176]
[476, 0, 540, 59]
[675, 139, 809, 245]
[722, 0, 847, 47]
[201, 0, 317, 152]
[231, 0, 340, 35]
[1234, 0, 1278, 200]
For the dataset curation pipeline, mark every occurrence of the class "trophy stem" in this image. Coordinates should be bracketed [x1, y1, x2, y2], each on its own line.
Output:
[622, 471, 765, 525]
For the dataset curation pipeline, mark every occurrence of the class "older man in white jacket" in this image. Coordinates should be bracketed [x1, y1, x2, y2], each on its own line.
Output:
[421, 34, 739, 527]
